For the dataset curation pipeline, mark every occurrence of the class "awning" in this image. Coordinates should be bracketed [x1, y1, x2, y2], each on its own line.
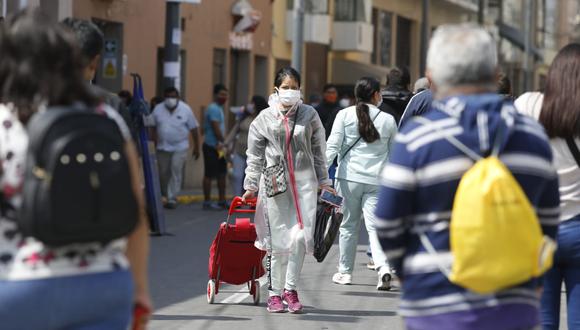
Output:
[497, 22, 544, 61]
[331, 58, 390, 85]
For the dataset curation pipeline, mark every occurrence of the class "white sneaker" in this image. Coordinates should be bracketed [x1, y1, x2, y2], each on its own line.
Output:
[366, 259, 377, 271]
[332, 272, 352, 285]
[377, 271, 392, 291]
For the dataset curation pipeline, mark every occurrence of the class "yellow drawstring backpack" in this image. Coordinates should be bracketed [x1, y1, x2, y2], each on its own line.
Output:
[415, 115, 556, 294]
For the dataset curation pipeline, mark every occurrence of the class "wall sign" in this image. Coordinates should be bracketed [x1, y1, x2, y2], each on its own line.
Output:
[229, 32, 253, 50]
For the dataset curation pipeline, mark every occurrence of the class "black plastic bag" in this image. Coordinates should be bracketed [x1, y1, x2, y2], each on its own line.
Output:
[313, 202, 343, 262]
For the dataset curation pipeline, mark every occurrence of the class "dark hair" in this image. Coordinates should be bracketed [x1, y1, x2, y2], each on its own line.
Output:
[354, 77, 381, 143]
[213, 83, 228, 96]
[386, 67, 410, 89]
[274, 67, 301, 88]
[497, 72, 511, 95]
[0, 10, 98, 122]
[322, 84, 337, 92]
[539, 43, 580, 139]
[251, 95, 268, 113]
[118, 90, 132, 99]
[61, 18, 104, 65]
[164, 86, 180, 96]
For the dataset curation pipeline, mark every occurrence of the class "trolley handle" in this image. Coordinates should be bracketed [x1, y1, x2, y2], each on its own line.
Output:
[226, 196, 257, 223]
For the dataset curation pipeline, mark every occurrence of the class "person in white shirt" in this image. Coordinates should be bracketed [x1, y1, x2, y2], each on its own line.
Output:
[326, 77, 398, 290]
[150, 87, 200, 209]
[514, 44, 580, 330]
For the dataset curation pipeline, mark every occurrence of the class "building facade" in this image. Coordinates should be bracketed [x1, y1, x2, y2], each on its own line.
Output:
[272, 0, 477, 99]
[19, 0, 273, 189]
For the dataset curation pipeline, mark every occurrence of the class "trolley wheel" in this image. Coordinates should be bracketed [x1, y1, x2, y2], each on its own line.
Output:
[251, 280, 260, 305]
[207, 279, 216, 304]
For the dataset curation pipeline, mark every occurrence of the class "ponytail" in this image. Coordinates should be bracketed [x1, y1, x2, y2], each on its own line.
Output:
[354, 77, 381, 143]
[356, 101, 379, 143]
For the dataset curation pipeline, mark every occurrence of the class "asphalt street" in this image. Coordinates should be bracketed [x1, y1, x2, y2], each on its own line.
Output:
[147, 202, 568, 330]
[148, 202, 403, 330]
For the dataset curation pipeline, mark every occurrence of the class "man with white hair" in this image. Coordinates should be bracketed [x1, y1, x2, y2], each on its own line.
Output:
[375, 24, 559, 330]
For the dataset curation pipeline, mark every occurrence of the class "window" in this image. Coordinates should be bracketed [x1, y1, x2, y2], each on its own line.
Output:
[396, 16, 412, 69]
[372, 8, 392, 67]
[287, 0, 328, 14]
[212, 48, 227, 87]
[334, 0, 366, 22]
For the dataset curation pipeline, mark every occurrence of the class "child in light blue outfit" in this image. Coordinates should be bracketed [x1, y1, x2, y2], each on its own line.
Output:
[326, 77, 398, 289]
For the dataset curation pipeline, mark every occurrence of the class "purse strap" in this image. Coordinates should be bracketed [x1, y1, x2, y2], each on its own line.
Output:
[287, 105, 300, 150]
[566, 137, 580, 167]
[340, 110, 381, 161]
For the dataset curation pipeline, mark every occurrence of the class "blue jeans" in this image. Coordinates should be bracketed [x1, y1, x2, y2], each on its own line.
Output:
[0, 270, 133, 330]
[541, 217, 580, 330]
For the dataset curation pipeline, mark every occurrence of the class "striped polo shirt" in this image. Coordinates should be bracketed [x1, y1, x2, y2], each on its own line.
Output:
[375, 94, 560, 330]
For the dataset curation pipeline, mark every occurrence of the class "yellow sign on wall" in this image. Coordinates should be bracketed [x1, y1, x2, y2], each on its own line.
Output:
[103, 57, 118, 79]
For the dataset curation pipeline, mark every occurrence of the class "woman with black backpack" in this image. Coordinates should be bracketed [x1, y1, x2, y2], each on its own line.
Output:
[0, 10, 151, 329]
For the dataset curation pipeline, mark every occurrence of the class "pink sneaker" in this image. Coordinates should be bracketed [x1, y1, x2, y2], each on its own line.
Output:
[267, 296, 284, 313]
[283, 290, 303, 313]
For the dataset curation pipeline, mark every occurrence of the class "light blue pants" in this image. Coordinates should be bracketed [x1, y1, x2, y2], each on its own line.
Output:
[0, 270, 133, 330]
[336, 179, 389, 274]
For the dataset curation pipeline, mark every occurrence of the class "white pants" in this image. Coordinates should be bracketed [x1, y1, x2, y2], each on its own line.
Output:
[157, 150, 188, 202]
[231, 153, 246, 197]
[268, 229, 306, 297]
[336, 179, 390, 274]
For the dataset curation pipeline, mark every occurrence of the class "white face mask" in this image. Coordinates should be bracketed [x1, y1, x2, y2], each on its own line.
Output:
[246, 104, 256, 114]
[276, 88, 301, 107]
[164, 98, 179, 109]
[339, 98, 351, 108]
[376, 97, 383, 108]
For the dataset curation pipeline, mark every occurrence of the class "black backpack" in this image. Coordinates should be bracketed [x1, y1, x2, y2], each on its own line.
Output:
[19, 105, 138, 247]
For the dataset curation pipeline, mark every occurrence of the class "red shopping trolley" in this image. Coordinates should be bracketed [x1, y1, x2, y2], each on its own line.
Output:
[207, 196, 267, 305]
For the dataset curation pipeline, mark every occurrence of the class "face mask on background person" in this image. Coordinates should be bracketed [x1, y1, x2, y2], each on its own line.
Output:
[276, 88, 301, 107]
[246, 104, 256, 114]
[165, 97, 178, 110]
[339, 98, 351, 108]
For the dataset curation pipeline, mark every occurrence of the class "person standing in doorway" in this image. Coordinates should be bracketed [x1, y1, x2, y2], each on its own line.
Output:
[150, 87, 200, 209]
[203, 84, 229, 210]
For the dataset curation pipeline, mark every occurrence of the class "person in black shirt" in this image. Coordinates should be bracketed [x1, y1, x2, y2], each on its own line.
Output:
[315, 84, 342, 140]
[379, 67, 412, 125]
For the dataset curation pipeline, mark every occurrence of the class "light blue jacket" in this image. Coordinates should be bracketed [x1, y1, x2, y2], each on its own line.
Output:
[326, 104, 397, 186]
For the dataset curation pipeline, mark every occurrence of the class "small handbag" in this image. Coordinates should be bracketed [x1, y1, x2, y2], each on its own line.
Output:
[263, 107, 299, 197]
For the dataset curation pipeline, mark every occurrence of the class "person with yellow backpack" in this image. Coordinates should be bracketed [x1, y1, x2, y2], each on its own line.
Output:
[375, 24, 560, 330]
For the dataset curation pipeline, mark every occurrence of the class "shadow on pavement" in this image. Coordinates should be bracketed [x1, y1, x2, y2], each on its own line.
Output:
[296, 308, 397, 323]
[311, 308, 397, 317]
[340, 291, 399, 298]
[151, 314, 251, 321]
